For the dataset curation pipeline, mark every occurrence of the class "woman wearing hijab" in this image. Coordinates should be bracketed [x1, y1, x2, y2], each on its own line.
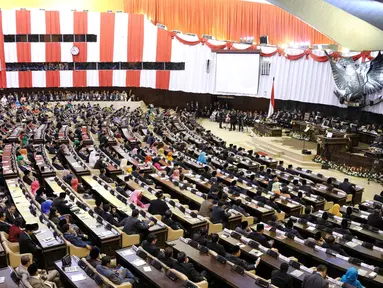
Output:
[166, 152, 173, 162]
[41, 200, 53, 215]
[198, 151, 207, 164]
[130, 190, 148, 209]
[329, 204, 342, 217]
[31, 179, 40, 195]
[340, 267, 364, 288]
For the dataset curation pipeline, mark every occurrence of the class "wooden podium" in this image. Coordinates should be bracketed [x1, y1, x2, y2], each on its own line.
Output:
[316, 136, 348, 161]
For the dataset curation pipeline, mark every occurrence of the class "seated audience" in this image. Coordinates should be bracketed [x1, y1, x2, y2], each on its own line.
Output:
[6, 204, 20, 224]
[0, 210, 11, 233]
[99, 168, 113, 183]
[302, 264, 328, 288]
[162, 210, 184, 231]
[300, 206, 315, 222]
[339, 178, 356, 195]
[173, 252, 206, 282]
[148, 191, 168, 216]
[161, 246, 177, 268]
[96, 256, 136, 285]
[19, 224, 43, 268]
[102, 204, 119, 226]
[122, 209, 153, 240]
[206, 233, 226, 256]
[322, 235, 348, 256]
[367, 209, 383, 230]
[130, 190, 147, 209]
[284, 219, 303, 239]
[210, 200, 231, 226]
[250, 223, 273, 248]
[141, 233, 164, 258]
[225, 245, 260, 271]
[316, 212, 333, 228]
[86, 247, 102, 268]
[271, 262, 293, 288]
[307, 231, 325, 246]
[333, 219, 352, 236]
[235, 221, 252, 237]
[192, 227, 208, 246]
[62, 223, 92, 250]
[94, 199, 104, 216]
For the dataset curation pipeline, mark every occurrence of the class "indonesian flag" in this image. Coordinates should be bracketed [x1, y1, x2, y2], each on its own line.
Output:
[267, 77, 275, 118]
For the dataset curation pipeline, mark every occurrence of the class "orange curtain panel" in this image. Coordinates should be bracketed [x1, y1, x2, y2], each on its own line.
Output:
[124, 0, 334, 46]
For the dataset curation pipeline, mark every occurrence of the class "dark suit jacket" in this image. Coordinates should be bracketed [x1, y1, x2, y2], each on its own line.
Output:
[225, 254, 255, 271]
[206, 241, 226, 256]
[0, 221, 10, 234]
[5, 211, 20, 225]
[301, 185, 313, 194]
[339, 182, 355, 194]
[210, 206, 230, 224]
[122, 217, 149, 235]
[161, 256, 177, 268]
[172, 262, 204, 282]
[192, 234, 208, 246]
[316, 218, 333, 228]
[302, 272, 329, 288]
[367, 213, 383, 230]
[64, 232, 88, 248]
[19, 232, 41, 255]
[249, 232, 271, 248]
[148, 199, 168, 216]
[103, 212, 119, 226]
[322, 242, 348, 256]
[271, 270, 293, 288]
[142, 240, 161, 258]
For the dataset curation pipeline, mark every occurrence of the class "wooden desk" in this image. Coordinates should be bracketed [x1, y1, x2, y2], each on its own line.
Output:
[217, 232, 309, 286]
[339, 206, 369, 224]
[359, 200, 382, 212]
[118, 176, 208, 236]
[121, 128, 140, 146]
[8, 127, 23, 143]
[253, 156, 278, 168]
[81, 126, 93, 145]
[54, 257, 97, 288]
[291, 221, 383, 267]
[65, 153, 91, 176]
[168, 239, 263, 288]
[254, 123, 282, 137]
[34, 147, 56, 178]
[255, 226, 383, 288]
[288, 189, 325, 211]
[311, 211, 383, 244]
[81, 176, 167, 246]
[1, 144, 18, 179]
[149, 174, 242, 230]
[7, 179, 67, 269]
[0, 267, 20, 288]
[311, 186, 347, 206]
[116, 247, 185, 288]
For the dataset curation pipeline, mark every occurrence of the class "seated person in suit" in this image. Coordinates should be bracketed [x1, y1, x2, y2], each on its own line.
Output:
[19, 224, 43, 268]
[235, 220, 257, 237]
[27, 262, 57, 288]
[94, 199, 104, 216]
[301, 264, 329, 288]
[141, 233, 164, 258]
[173, 252, 206, 283]
[307, 231, 325, 246]
[162, 210, 184, 231]
[300, 206, 315, 222]
[192, 227, 208, 246]
[22, 170, 34, 186]
[343, 206, 358, 222]
[161, 247, 177, 268]
[300, 179, 313, 194]
[62, 223, 92, 250]
[0, 210, 11, 233]
[276, 161, 285, 172]
[249, 223, 273, 248]
[148, 191, 168, 216]
[292, 191, 307, 206]
[16, 255, 33, 288]
[367, 209, 383, 230]
[99, 168, 113, 183]
[271, 262, 293, 288]
[206, 233, 226, 256]
[339, 178, 355, 195]
[102, 204, 119, 226]
[229, 180, 243, 196]
[253, 190, 268, 204]
[322, 235, 348, 256]
[232, 199, 248, 215]
[266, 195, 282, 213]
[121, 209, 153, 241]
[210, 200, 231, 226]
[201, 166, 212, 180]
[96, 256, 136, 285]
[333, 219, 353, 236]
[267, 215, 285, 230]
[225, 245, 260, 271]
[316, 212, 333, 228]
[284, 219, 303, 239]
[86, 246, 102, 268]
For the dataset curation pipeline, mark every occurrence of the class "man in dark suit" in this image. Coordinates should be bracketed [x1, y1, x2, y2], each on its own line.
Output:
[201, 166, 212, 180]
[173, 252, 206, 283]
[102, 204, 119, 226]
[316, 212, 333, 228]
[141, 233, 163, 258]
[300, 179, 313, 194]
[300, 206, 315, 222]
[232, 199, 247, 215]
[19, 224, 43, 268]
[99, 168, 113, 183]
[192, 227, 208, 246]
[284, 219, 303, 239]
[302, 264, 329, 288]
[249, 223, 273, 248]
[62, 224, 92, 250]
[210, 200, 231, 226]
[206, 233, 226, 256]
[291, 191, 306, 206]
[276, 161, 285, 172]
[253, 190, 268, 204]
[333, 219, 353, 236]
[148, 191, 168, 216]
[5, 204, 20, 225]
[94, 199, 104, 216]
[0, 210, 11, 233]
[161, 247, 177, 268]
[322, 235, 348, 256]
[271, 262, 293, 288]
[121, 209, 153, 241]
[225, 245, 260, 271]
[367, 209, 383, 230]
[339, 178, 355, 195]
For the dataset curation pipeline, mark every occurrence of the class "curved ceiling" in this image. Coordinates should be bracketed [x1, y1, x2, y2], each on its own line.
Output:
[265, 0, 383, 50]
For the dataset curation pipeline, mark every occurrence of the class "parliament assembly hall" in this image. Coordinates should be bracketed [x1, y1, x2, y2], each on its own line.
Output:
[0, 0, 383, 288]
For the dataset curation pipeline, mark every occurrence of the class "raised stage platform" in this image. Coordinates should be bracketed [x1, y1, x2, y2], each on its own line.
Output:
[245, 136, 321, 168]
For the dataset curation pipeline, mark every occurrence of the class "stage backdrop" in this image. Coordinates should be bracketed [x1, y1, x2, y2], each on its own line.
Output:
[0, 9, 382, 114]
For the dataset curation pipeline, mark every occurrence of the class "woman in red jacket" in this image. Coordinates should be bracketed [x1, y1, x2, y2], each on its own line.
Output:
[8, 217, 23, 242]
